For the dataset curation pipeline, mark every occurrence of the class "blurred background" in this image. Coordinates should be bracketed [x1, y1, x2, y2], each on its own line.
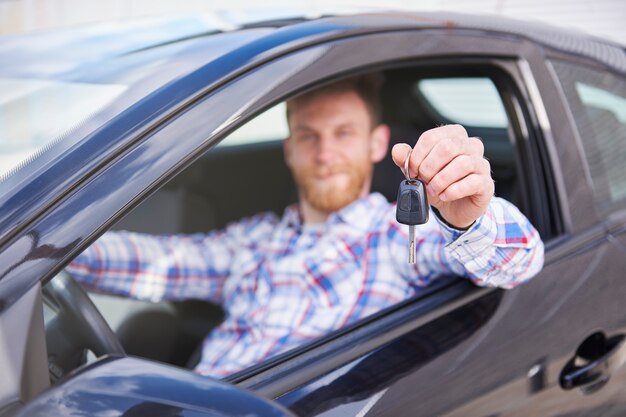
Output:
[0, 0, 624, 43]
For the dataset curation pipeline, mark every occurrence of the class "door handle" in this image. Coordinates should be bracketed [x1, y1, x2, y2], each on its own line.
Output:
[560, 332, 626, 394]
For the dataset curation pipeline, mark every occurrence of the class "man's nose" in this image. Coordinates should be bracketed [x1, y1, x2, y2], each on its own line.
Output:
[315, 134, 339, 163]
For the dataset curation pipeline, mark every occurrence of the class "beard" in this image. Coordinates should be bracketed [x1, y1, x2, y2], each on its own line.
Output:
[291, 159, 373, 214]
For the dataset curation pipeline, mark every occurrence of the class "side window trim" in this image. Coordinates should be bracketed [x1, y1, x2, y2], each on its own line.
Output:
[508, 59, 567, 239]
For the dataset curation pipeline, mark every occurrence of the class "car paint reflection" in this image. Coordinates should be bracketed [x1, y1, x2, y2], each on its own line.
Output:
[17, 356, 294, 417]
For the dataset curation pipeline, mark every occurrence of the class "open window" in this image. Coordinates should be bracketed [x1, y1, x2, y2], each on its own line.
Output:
[374, 66, 519, 208]
[48, 61, 535, 379]
[112, 65, 528, 235]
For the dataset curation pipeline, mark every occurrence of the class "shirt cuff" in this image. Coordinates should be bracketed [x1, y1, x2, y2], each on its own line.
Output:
[434, 206, 498, 264]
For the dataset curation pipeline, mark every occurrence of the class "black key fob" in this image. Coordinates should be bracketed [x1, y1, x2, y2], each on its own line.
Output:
[396, 179, 429, 225]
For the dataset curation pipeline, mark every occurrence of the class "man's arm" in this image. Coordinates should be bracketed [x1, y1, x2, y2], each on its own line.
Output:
[436, 196, 543, 288]
[66, 212, 278, 303]
[389, 124, 544, 287]
[388, 197, 544, 288]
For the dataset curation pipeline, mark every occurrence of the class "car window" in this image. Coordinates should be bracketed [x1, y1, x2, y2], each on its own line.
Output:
[407, 76, 517, 205]
[84, 67, 527, 381]
[0, 78, 128, 177]
[415, 77, 508, 128]
[550, 61, 626, 214]
[219, 102, 288, 147]
[0, 28, 267, 180]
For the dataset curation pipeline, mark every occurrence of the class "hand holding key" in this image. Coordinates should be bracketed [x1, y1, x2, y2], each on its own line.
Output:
[391, 124, 494, 230]
[396, 150, 429, 264]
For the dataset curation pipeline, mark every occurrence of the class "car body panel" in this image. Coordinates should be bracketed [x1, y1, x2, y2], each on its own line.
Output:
[266, 242, 626, 416]
[15, 356, 295, 417]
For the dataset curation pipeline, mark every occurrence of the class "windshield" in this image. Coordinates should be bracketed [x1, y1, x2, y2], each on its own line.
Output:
[0, 18, 267, 179]
[0, 78, 128, 176]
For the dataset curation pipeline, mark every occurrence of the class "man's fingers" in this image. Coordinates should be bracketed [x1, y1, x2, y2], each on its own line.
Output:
[417, 124, 468, 149]
[391, 126, 484, 180]
[439, 173, 494, 202]
[395, 126, 463, 178]
[410, 126, 480, 180]
[427, 155, 486, 197]
[467, 136, 485, 156]
[417, 138, 467, 183]
[407, 129, 448, 178]
[391, 143, 413, 170]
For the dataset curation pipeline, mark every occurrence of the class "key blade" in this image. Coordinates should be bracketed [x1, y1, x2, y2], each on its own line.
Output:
[408, 225, 416, 264]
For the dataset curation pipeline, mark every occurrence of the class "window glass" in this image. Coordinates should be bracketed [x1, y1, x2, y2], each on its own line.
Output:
[0, 26, 266, 181]
[551, 61, 626, 212]
[416, 78, 508, 128]
[0, 79, 128, 177]
[219, 102, 288, 147]
[576, 83, 626, 123]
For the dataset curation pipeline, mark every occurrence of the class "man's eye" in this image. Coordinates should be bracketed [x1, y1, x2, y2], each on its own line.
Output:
[337, 130, 353, 138]
[299, 133, 315, 141]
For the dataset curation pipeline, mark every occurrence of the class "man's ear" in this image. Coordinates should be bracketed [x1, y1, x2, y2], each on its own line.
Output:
[283, 136, 293, 168]
[370, 124, 390, 163]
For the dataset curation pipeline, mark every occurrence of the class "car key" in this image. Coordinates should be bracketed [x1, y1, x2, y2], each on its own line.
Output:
[396, 150, 429, 264]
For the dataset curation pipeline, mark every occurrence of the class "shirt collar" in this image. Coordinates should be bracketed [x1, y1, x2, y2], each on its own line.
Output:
[281, 192, 389, 232]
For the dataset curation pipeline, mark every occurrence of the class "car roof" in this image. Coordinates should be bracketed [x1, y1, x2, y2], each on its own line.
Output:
[1, 10, 623, 78]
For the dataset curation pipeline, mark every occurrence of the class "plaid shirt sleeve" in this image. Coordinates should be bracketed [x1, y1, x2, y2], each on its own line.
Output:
[66, 212, 278, 303]
[390, 196, 544, 289]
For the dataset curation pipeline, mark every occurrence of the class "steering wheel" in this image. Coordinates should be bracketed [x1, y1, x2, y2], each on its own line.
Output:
[43, 271, 124, 379]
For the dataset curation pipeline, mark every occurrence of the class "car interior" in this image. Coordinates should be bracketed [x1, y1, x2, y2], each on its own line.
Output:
[43, 63, 523, 379]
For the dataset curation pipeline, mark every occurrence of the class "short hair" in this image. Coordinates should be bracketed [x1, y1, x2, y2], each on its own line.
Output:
[286, 73, 385, 127]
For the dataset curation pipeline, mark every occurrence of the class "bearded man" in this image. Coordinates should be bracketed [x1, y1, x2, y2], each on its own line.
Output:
[68, 74, 544, 378]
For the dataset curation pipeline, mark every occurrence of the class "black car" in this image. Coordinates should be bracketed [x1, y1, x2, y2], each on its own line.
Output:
[1, 10, 625, 417]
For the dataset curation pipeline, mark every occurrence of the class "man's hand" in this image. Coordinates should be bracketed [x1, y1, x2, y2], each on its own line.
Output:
[391, 125, 494, 229]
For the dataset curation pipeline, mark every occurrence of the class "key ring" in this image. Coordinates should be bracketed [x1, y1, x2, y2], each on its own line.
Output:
[403, 148, 414, 181]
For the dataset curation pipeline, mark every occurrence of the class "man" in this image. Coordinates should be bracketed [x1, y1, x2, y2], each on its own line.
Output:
[68, 74, 544, 378]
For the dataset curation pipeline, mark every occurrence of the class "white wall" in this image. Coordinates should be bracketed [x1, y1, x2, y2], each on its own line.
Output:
[0, 0, 624, 44]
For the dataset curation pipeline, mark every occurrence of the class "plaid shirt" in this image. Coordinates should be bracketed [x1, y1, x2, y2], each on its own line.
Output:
[68, 193, 543, 378]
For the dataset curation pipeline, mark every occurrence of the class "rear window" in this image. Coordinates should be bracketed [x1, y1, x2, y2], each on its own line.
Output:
[551, 61, 626, 214]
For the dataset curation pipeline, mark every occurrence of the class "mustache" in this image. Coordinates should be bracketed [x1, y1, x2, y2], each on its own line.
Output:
[304, 165, 349, 176]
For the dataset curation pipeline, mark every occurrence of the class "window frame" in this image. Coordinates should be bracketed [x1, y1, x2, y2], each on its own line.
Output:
[222, 59, 559, 392]
[81, 59, 555, 388]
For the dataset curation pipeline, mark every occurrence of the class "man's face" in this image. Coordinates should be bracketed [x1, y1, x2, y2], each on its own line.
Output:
[284, 90, 389, 214]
